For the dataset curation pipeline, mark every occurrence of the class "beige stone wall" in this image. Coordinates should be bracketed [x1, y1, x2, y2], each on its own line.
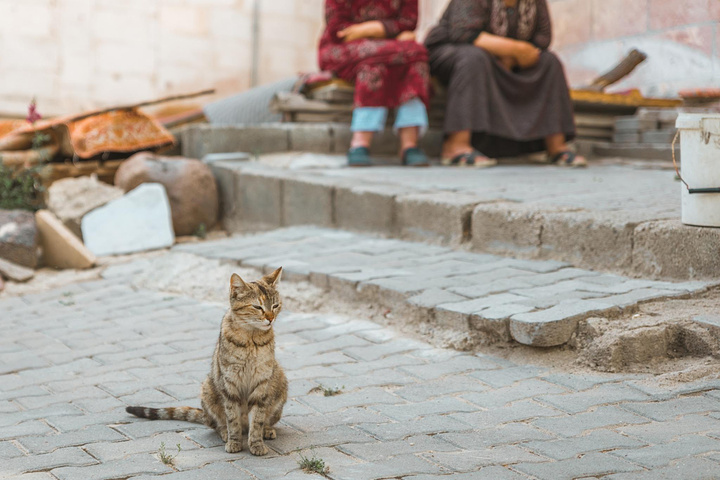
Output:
[0, 0, 326, 116]
[2, 0, 710, 117]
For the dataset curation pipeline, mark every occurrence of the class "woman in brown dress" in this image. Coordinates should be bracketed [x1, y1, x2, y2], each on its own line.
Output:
[425, 0, 585, 167]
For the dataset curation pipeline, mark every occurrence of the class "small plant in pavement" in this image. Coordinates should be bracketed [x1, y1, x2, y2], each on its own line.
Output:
[297, 449, 329, 476]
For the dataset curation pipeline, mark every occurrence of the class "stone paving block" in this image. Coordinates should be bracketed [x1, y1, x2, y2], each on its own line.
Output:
[360, 415, 474, 441]
[603, 457, 720, 480]
[462, 379, 568, 408]
[537, 383, 650, 414]
[18, 425, 128, 454]
[372, 397, 479, 422]
[282, 407, 394, 433]
[84, 432, 200, 462]
[298, 387, 400, 414]
[52, 453, 173, 480]
[312, 367, 416, 391]
[540, 210, 637, 272]
[114, 419, 206, 440]
[615, 414, 720, 444]
[471, 202, 545, 256]
[232, 170, 284, 231]
[406, 466, 530, 480]
[399, 354, 500, 380]
[0, 440, 25, 459]
[540, 372, 619, 391]
[451, 400, 563, 429]
[396, 192, 488, 245]
[425, 445, 545, 472]
[3, 447, 97, 478]
[335, 184, 412, 235]
[512, 452, 643, 480]
[407, 288, 468, 308]
[394, 375, 489, 402]
[470, 366, 546, 388]
[128, 461, 247, 480]
[440, 423, 555, 449]
[622, 396, 720, 421]
[282, 177, 334, 227]
[633, 220, 720, 280]
[450, 277, 535, 298]
[510, 299, 616, 347]
[339, 434, 459, 462]
[612, 434, 720, 468]
[438, 293, 529, 315]
[523, 429, 647, 460]
[0, 404, 84, 428]
[532, 405, 651, 438]
[268, 424, 377, 455]
[329, 453, 445, 480]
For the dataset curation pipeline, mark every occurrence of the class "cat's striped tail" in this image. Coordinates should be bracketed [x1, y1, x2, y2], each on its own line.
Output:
[125, 406, 205, 424]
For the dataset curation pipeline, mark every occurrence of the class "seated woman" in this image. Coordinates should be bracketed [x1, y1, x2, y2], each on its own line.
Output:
[424, 0, 585, 167]
[319, 0, 431, 167]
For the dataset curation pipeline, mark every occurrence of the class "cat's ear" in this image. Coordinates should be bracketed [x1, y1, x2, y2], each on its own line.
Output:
[230, 273, 249, 291]
[263, 267, 283, 286]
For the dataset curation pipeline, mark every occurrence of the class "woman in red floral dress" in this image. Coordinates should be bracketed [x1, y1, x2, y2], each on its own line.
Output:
[319, 0, 431, 166]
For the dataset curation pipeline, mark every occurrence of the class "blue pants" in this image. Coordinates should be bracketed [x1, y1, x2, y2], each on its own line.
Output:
[350, 98, 428, 135]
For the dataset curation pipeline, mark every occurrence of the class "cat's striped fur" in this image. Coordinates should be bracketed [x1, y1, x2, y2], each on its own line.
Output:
[126, 268, 288, 456]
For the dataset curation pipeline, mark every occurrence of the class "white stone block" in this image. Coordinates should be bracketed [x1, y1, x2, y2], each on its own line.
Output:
[82, 183, 175, 256]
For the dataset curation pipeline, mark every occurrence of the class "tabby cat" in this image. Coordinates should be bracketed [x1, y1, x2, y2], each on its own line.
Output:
[126, 267, 288, 456]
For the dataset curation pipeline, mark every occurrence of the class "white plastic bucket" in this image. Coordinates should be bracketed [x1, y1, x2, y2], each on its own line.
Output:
[676, 114, 720, 227]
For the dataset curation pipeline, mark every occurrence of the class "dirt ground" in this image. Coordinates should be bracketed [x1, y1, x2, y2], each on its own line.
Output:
[3, 246, 719, 388]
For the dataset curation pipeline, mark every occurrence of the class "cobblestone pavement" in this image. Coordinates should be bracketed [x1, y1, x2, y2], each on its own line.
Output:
[3, 256, 720, 479]
[174, 227, 711, 348]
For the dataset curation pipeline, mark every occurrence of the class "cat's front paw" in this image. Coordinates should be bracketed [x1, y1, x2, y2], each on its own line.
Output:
[249, 441, 269, 456]
[225, 440, 243, 453]
[263, 428, 276, 440]
[218, 429, 228, 443]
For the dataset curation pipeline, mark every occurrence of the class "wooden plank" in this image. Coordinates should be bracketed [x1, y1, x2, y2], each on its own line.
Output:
[576, 126, 613, 139]
[571, 89, 682, 108]
[574, 113, 616, 128]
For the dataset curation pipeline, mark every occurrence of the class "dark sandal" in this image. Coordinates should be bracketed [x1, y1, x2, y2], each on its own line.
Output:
[442, 150, 497, 168]
[402, 147, 429, 167]
[550, 150, 587, 168]
[347, 146, 372, 167]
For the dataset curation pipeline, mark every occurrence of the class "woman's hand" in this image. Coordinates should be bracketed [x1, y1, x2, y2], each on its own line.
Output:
[497, 55, 517, 71]
[338, 21, 385, 42]
[396, 31, 417, 42]
[513, 41, 541, 69]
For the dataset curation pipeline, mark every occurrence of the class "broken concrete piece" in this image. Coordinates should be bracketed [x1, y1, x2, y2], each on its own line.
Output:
[81, 183, 175, 257]
[36, 210, 96, 270]
[47, 175, 124, 239]
[115, 152, 219, 236]
[0, 209, 38, 268]
[0, 257, 34, 282]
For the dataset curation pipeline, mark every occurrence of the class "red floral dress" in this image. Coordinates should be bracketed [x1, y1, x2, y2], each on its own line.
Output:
[318, 0, 430, 108]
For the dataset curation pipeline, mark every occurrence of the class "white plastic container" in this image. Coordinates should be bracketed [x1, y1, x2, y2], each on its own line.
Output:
[676, 114, 720, 227]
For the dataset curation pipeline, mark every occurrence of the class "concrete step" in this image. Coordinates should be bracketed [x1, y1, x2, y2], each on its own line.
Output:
[209, 159, 720, 281]
[174, 227, 712, 348]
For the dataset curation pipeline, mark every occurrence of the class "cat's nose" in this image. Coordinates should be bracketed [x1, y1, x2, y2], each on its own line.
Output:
[265, 313, 275, 322]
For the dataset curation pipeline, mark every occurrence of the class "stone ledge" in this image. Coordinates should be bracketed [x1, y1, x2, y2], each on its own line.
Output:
[175, 226, 711, 348]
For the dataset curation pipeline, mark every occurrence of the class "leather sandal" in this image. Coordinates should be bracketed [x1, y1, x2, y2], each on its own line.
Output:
[442, 150, 497, 168]
[550, 150, 587, 168]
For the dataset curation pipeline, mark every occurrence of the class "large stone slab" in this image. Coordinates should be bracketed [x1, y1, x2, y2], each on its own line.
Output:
[0, 209, 38, 268]
[81, 183, 175, 256]
[47, 175, 124, 239]
[36, 210, 95, 269]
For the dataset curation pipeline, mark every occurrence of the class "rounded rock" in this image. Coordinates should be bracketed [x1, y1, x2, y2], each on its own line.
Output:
[115, 152, 219, 236]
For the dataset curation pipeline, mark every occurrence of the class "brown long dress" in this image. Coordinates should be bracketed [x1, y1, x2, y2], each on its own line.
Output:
[424, 0, 575, 158]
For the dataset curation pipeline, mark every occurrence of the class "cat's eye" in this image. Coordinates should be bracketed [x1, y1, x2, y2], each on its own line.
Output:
[252, 305, 263, 311]
[272, 304, 279, 309]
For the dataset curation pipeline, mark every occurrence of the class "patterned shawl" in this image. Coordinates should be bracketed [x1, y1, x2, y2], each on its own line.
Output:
[489, 0, 537, 41]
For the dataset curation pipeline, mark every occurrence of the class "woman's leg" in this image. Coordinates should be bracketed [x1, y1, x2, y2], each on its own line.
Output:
[350, 106, 388, 148]
[394, 97, 428, 154]
[545, 132, 586, 166]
